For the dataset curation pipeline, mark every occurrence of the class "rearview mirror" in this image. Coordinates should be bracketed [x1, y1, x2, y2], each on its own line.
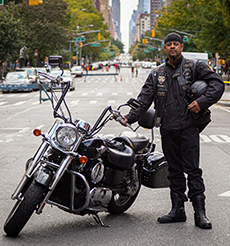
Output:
[127, 98, 141, 110]
[48, 56, 63, 69]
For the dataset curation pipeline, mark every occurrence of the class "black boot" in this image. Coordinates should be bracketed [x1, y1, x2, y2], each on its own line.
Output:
[157, 191, 187, 223]
[192, 195, 212, 229]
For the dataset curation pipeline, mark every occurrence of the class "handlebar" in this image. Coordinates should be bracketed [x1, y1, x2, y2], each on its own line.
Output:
[38, 72, 69, 85]
[109, 109, 133, 130]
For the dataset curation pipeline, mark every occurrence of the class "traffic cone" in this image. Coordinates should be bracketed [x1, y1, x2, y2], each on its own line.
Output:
[102, 67, 104, 72]
[120, 75, 122, 81]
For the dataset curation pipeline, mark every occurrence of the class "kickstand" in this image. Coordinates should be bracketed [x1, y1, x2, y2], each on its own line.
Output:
[93, 213, 110, 228]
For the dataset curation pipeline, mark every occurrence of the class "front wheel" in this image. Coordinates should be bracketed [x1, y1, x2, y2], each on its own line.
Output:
[4, 182, 47, 237]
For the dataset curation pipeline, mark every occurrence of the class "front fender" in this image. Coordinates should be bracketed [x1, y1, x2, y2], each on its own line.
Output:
[34, 166, 53, 188]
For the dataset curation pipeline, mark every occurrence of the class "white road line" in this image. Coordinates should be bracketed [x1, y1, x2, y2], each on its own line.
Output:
[218, 190, 230, 197]
[89, 100, 97, 104]
[97, 93, 103, 96]
[70, 100, 80, 106]
[0, 101, 7, 106]
[127, 92, 133, 95]
[82, 93, 88, 96]
[112, 93, 118, 96]
[108, 100, 115, 104]
[13, 101, 26, 106]
[32, 101, 40, 105]
[20, 94, 29, 98]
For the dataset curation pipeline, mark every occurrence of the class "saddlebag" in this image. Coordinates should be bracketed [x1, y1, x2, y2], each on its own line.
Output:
[141, 151, 170, 188]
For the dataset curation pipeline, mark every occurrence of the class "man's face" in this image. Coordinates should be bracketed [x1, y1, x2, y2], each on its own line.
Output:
[164, 41, 183, 60]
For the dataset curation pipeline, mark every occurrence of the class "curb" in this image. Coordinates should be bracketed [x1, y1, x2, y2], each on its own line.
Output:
[216, 100, 230, 107]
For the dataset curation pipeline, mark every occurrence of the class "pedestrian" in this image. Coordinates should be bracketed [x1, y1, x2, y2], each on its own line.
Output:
[131, 65, 134, 77]
[122, 33, 225, 229]
[136, 67, 138, 77]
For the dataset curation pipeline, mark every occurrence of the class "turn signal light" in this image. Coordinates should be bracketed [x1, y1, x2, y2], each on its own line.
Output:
[33, 129, 42, 136]
[79, 155, 88, 164]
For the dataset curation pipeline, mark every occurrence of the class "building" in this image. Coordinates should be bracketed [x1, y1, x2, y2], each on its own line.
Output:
[150, 0, 163, 29]
[94, 0, 100, 12]
[137, 0, 150, 14]
[112, 0, 121, 41]
[136, 13, 150, 41]
[129, 10, 137, 47]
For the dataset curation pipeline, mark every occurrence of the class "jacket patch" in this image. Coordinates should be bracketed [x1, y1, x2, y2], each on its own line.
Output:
[158, 75, 166, 84]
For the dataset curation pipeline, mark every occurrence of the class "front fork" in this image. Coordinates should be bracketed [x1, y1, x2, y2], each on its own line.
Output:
[11, 141, 50, 200]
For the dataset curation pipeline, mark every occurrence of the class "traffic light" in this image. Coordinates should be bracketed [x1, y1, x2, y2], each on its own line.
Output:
[29, 0, 43, 5]
[142, 39, 148, 44]
[152, 29, 155, 38]
[79, 43, 82, 48]
[109, 41, 111, 46]
[98, 33, 101, 41]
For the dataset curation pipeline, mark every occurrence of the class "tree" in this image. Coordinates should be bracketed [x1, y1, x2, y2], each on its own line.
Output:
[6, 0, 72, 66]
[0, 10, 24, 74]
[112, 38, 124, 53]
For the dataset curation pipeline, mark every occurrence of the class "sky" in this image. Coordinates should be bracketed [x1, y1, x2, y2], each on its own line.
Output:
[110, 0, 139, 53]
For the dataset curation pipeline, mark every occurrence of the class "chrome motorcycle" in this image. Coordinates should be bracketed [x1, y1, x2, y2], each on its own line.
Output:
[4, 56, 169, 237]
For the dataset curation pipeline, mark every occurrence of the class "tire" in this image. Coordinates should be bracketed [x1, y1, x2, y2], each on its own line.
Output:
[108, 173, 141, 214]
[4, 182, 47, 237]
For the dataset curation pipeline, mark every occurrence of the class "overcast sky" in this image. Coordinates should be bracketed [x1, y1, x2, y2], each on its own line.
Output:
[110, 0, 139, 52]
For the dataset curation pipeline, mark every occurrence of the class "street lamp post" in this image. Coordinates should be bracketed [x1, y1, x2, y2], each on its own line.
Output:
[69, 8, 85, 67]
[76, 24, 94, 66]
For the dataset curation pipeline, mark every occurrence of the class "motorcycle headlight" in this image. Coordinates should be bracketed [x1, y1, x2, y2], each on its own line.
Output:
[56, 124, 79, 148]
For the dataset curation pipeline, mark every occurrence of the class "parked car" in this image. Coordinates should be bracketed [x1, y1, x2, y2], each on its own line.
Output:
[71, 66, 83, 77]
[2, 71, 32, 93]
[49, 70, 75, 91]
[34, 67, 48, 84]
[16, 67, 38, 84]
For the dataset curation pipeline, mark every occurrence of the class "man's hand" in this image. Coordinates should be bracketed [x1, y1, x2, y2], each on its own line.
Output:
[120, 116, 128, 126]
[188, 100, 201, 113]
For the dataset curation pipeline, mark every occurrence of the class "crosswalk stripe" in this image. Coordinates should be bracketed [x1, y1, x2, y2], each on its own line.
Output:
[13, 101, 26, 106]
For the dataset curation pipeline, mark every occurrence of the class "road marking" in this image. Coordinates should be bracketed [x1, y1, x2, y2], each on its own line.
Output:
[31, 101, 40, 105]
[70, 100, 80, 106]
[20, 94, 29, 98]
[112, 93, 117, 96]
[201, 134, 230, 143]
[0, 101, 7, 106]
[127, 92, 133, 95]
[218, 190, 230, 197]
[13, 101, 26, 106]
[97, 93, 103, 96]
[82, 93, 88, 96]
[108, 100, 115, 104]
[89, 100, 97, 104]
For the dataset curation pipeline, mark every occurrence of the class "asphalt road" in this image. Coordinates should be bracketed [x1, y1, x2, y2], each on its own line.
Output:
[0, 67, 230, 246]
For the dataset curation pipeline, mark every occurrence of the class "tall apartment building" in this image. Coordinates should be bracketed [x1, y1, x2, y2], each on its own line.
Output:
[129, 10, 137, 47]
[112, 0, 121, 41]
[94, 0, 100, 12]
[137, 0, 150, 14]
[97, 0, 116, 39]
[150, 0, 163, 28]
[136, 13, 150, 41]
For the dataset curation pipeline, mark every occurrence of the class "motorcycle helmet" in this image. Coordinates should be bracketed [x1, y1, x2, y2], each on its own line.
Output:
[188, 80, 208, 100]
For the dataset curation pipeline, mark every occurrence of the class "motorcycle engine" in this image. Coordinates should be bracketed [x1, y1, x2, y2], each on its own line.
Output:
[89, 187, 112, 206]
[90, 161, 104, 183]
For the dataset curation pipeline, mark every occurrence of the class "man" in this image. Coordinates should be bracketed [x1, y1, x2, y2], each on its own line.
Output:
[123, 33, 225, 229]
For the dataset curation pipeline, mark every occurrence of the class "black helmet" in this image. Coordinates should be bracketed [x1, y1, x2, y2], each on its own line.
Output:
[188, 80, 208, 100]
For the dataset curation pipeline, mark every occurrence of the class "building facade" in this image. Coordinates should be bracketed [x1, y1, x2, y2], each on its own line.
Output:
[150, 0, 163, 28]
[112, 0, 121, 41]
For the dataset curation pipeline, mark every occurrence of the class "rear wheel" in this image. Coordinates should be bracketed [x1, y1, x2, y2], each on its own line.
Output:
[4, 182, 47, 237]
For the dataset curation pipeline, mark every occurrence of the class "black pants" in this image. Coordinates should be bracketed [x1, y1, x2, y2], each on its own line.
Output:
[162, 126, 205, 201]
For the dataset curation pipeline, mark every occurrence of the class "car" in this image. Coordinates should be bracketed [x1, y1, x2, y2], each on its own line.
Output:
[34, 67, 48, 84]
[16, 67, 38, 84]
[2, 71, 32, 93]
[71, 66, 83, 77]
[49, 70, 75, 91]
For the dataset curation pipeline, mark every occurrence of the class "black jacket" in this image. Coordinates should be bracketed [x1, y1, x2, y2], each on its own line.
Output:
[125, 55, 225, 135]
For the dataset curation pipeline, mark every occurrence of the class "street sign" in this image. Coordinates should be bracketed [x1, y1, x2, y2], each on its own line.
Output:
[144, 50, 150, 53]
[0, 0, 3, 5]
[74, 37, 85, 42]
[91, 43, 101, 47]
[148, 47, 155, 51]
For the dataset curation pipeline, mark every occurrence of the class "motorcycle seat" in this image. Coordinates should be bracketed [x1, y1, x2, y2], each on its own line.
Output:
[117, 131, 149, 152]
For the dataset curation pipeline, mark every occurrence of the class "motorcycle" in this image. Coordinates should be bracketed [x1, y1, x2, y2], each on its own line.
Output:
[4, 56, 169, 237]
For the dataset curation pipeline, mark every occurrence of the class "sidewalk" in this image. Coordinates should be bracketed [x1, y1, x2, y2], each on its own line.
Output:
[216, 85, 230, 107]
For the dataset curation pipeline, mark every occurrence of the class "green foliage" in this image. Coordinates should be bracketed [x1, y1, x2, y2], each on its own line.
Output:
[112, 38, 124, 53]
[0, 10, 24, 66]
[156, 0, 230, 58]
[5, 0, 71, 66]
